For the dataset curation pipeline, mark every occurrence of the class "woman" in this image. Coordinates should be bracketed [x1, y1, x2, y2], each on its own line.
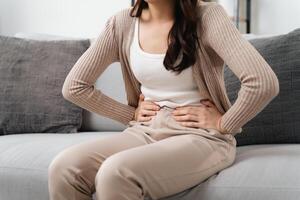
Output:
[48, 0, 279, 199]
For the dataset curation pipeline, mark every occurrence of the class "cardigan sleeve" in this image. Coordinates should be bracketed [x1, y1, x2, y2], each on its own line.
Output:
[62, 15, 136, 125]
[201, 3, 280, 135]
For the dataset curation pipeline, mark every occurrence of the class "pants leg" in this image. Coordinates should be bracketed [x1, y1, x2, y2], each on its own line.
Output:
[95, 107, 237, 200]
[48, 127, 153, 200]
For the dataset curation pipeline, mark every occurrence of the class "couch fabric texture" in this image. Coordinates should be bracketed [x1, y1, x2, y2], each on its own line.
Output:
[224, 28, 300, 146]
[0, 36, 90, 135]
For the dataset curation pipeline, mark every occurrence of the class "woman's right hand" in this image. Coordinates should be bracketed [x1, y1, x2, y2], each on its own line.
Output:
[134, 94, 160, 122]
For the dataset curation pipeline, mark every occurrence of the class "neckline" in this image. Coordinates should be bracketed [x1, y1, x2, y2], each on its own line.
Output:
[125, 14, 212, 108]
[135, 17, 166, 58]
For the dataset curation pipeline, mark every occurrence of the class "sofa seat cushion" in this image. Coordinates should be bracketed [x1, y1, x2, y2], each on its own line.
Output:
[0, 133, 300, 200]
[0, 132, 116, 200]
[161, 144, 300, 200]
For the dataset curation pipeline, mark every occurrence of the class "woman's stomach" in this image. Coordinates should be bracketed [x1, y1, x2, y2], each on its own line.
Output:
[142, 87, 206, 109]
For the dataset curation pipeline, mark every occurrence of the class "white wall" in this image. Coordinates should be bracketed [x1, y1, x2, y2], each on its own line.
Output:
[218, 0, 300, 35]
[251, 0, 300, 34]
[0, 0, 130, 38]
[0, 0, 299, 37]
[218, 0, 247, 33]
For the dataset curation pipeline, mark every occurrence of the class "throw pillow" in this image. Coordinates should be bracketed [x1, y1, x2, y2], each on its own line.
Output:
[0, 35, 90, 135]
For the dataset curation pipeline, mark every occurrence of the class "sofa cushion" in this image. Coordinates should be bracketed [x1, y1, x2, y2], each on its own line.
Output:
[14, 32, 94, 45]
[0, 133, 299, 200]
[160, 144, 300, 200]
[0, 132, 115, 200]
[224, 28, 300, 146]
[0, 35, 90, 135]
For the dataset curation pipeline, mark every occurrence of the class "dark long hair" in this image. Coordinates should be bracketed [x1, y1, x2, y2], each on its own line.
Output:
[130, 0, 200, 75]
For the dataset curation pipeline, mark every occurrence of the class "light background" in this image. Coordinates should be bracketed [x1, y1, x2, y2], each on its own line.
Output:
[0, 0, 299, 38]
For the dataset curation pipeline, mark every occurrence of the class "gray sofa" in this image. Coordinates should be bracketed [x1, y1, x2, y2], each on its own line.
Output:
[0, 32, 299, 200]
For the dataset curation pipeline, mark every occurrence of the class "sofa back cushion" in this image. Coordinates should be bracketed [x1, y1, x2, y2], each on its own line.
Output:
[224, 28, 300, 146]
[0, 35, 90, 134]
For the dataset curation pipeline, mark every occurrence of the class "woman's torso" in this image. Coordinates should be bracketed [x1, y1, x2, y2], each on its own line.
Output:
[129, 17, 205, 108]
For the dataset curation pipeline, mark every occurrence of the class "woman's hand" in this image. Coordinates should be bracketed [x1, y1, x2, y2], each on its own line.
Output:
[134, 94, 160, 122]
[171, 99, 224, 133]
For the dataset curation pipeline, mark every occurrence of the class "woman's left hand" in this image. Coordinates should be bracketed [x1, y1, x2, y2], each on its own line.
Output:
[171, 99, 223, 132]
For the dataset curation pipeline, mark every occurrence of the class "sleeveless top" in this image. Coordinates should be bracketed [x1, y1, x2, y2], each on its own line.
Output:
[129, 17, 205, 108]
[130, 18, 201, 108]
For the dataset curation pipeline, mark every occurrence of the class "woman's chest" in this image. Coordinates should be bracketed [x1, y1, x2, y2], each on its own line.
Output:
[138, 19, 172, 54]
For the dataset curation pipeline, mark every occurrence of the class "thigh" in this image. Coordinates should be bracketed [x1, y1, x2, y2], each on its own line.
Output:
[48, 128, 151, 190]
[99, 133, 236, 200]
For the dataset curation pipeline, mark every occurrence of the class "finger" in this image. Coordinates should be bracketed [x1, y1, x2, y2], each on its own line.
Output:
[141, 109, 157, 116]
[142, 99, 161, 108]
[143, 104, 160, 111]
[179, 121, 200, 128]
[200, 99, 215, 107]
[143, 100, 158, 105]
[172, 109, 186, 116]
[139, 94, 145, 102]
[143, 100, 159, 105]
[139, 115, 152, 122]
[172, 106, 199, 116]
[201, 101, 213, 107]
[172, 114, 199, 122]
[172, 108, 189, 116]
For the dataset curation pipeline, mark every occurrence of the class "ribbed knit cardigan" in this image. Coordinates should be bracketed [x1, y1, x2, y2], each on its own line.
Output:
[62, 1, 280, 136]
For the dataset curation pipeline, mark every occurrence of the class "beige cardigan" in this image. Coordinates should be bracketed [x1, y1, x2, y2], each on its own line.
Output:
[62, 1, 279, 136]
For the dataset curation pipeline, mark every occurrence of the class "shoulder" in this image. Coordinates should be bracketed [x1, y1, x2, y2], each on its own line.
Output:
[103, 7, 135, 39]
[113, 7, 134, 20]
[110, 7, 135, 29]
[197, 1, 224, 20]
[196, 0, 231, 36]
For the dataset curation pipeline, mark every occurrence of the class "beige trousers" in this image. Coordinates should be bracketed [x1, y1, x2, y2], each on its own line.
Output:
[48, 106, 237, 200]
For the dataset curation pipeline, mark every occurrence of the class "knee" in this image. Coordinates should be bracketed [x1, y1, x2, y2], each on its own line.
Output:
[95, 154, 123, 183]
[95, 152, 137, 187]
[48, 150, 74, 190]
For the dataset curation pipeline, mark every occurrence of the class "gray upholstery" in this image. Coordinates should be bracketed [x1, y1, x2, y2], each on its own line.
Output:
[0, 132, 112, 200]
[0, 35, 90, 135]
[161, 144, 300, 200]
[0, 133, 300, 200]
[224, 28, 300, 146]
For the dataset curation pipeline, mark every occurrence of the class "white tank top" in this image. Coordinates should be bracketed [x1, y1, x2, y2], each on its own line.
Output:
[129, 17, 204, 108]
